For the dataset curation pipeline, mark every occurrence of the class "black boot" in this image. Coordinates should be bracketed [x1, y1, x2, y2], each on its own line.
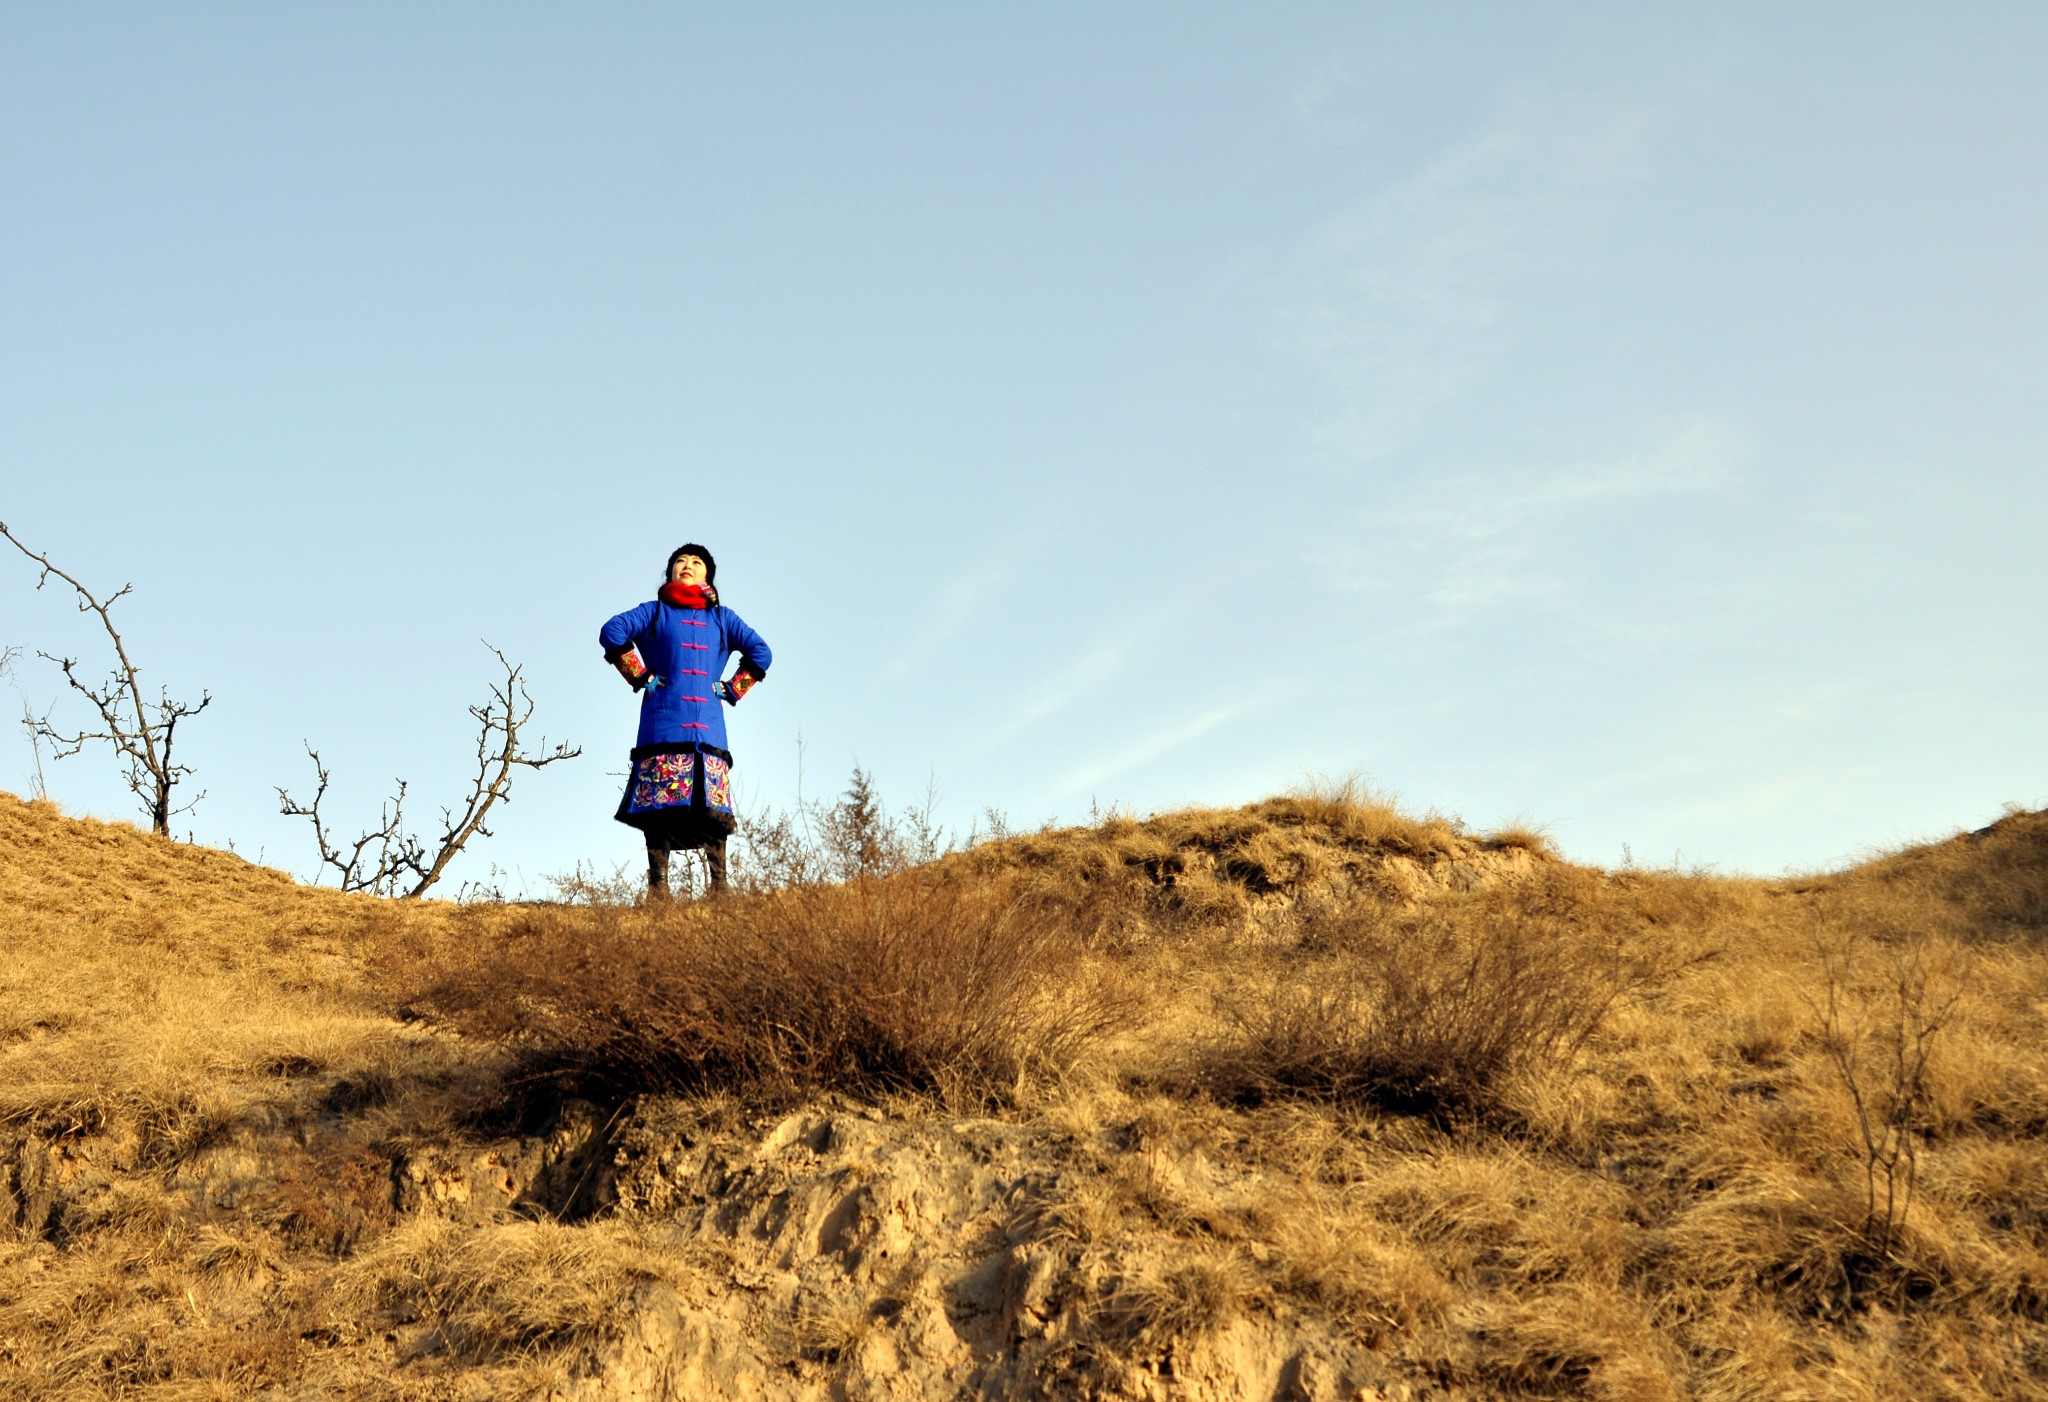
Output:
[705, 836, 728, 895]
[647, 844, 671, 898]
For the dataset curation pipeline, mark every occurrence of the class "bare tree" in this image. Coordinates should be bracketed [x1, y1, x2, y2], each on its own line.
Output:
[0, 522, 209, 834]
[278, 643, 580, 899]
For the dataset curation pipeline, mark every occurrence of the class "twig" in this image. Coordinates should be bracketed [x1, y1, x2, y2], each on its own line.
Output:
[276, 745, 426, 896]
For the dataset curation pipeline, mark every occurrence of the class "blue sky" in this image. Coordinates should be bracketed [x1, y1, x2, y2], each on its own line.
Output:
[4, 4, 2044, 888]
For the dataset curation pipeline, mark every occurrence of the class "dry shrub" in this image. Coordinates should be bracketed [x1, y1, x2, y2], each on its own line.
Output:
[250, 1135, 400, 1255]
[1804, 930, 1969, 1261]
[545, 858, 645, 905]
[1208, 873, 1686, 1116]
[710, 765, 954, 894]
[396, 869, 1127, 1105]
[0, 1229, 305, 1398]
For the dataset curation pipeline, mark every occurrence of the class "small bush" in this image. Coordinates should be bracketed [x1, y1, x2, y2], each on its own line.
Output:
[546, 859, 645, 905]
[1207, 877, 1675, 1116]
[726, 765, 952, 891]
[396, 868, 1127, 1106]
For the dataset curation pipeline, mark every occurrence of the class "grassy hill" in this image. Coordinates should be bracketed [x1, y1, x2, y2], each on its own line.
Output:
[2, 786, 2043, 1400]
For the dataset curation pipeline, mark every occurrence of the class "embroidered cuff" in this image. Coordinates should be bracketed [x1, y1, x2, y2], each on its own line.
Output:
[606, 644, 652, 691]
[716, 663, 764, 705]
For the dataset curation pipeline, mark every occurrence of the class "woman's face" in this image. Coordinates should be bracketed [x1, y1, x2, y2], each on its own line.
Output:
[670, 554, 709, 587]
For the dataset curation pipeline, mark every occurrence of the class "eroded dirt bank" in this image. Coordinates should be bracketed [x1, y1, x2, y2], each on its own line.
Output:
[3, 1092, 1418, 1400]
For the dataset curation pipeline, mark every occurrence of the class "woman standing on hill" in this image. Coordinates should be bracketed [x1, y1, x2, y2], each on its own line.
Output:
[600, 544, 772, 896]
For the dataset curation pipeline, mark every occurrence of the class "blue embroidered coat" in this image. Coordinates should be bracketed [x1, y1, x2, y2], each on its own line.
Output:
[599, 600, 772, 752]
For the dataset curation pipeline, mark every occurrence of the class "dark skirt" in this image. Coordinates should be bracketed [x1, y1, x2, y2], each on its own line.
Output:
[614, 743, 736, 848]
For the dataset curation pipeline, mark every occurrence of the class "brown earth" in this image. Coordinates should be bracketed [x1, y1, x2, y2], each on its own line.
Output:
[2, 786, 2045, 1400]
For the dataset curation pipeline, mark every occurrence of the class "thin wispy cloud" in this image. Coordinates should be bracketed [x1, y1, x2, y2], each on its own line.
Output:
[1319, 414, 1744, 626]
[1289, 58, 1364, 144]
[1412, 416, 1737, 543]
[1058, 702, 1252, 797]
[878, 532, 1036, 684]
[1658, 773, 1823, 831]
[1285, 96, 1658, 468]
[973, 634, 1134, 752]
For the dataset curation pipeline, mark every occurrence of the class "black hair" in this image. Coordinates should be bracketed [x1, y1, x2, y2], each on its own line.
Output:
[665, 543, 716, 585]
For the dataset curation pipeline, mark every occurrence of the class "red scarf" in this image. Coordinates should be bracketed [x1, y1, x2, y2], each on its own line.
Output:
[659, 582, 717, 609]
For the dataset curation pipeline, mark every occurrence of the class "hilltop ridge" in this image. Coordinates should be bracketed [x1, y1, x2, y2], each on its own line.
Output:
[3, 786, 2045, 1400]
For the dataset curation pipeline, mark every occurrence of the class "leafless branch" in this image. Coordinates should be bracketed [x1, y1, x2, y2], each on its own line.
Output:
[0, 522, 209, 833]
[280, 642, 579, 899]
[1805, 930, 1967, 1260]
[276, 746, 426, 896]
[407, 643, 580, 896]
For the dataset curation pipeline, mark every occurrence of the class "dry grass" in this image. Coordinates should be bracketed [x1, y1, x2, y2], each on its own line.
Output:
[0, 792, 521, 1400]
[941, 773, 1533, 940]
[392, 867, 1134, 1107]
[1822, 804, 2048, 939]
[1200, 868, 1702, 1116]
[4, 784, 2047, 1398]
[337, 1215, 690, 1362]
